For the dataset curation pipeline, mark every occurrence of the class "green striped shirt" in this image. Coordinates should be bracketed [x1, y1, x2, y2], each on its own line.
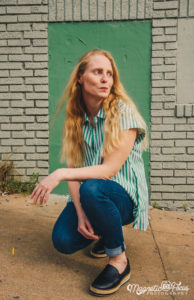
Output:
[67, 99, 149, 231]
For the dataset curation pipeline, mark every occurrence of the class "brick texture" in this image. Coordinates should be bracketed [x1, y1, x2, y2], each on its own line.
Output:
[0, 1, 48, 182]
[0, 0, 193, 211]
[151, 0, 194, 211]
[48, 0, 153, 21]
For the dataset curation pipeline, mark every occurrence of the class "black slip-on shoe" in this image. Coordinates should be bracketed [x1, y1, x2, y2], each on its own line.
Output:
[89, 258, 130, 296]
[90, 239, 107, 258]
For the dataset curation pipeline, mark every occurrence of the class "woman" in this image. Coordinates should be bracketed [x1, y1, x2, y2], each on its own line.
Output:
[31, 49, 149, 296]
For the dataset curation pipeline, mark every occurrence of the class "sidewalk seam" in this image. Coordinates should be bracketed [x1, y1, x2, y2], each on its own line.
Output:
[149, 220, 175, 300]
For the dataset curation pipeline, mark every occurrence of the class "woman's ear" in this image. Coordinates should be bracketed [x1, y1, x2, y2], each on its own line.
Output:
[77, 74, 83, 85]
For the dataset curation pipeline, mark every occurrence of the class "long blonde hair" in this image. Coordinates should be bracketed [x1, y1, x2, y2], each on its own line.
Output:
[52, 49, 149, 167]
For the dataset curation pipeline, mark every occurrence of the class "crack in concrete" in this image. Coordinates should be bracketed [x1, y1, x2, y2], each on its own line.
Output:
[149, 229, 193, 237]
[149, 220, 175, 300]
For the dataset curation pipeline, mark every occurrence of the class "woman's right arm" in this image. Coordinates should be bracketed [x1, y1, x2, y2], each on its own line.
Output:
[67, 180, 82, 217]
[68, 180, 99, 241]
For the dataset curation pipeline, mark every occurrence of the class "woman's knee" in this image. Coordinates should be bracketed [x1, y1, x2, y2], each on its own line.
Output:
[52, 226, 75, 254]
[80, 179, 103, 206]
[80, 179, 100, 196]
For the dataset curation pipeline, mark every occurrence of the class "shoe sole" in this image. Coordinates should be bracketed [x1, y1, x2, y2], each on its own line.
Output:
[89, 272, 130, 296]
[90, 250, 108, 258]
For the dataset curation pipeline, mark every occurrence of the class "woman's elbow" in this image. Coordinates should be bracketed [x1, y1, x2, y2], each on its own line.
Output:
[103, 167, 119, 179]
[111, 168, 120, 178]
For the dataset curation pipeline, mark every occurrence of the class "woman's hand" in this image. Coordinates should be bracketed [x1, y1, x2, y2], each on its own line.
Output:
[30, 169, 61, 205]
[77, 210, 100, 240]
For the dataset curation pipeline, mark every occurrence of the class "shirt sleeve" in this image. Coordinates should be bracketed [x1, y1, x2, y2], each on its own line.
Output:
[119, 100, 145, 144]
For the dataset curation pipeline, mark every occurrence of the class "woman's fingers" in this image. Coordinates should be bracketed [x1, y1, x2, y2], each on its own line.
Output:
[31, 184, 49, 205]
[85, 219, 94, 234]
[30, 185, 39, 200]
[30, 172, 60, 205]
[39, 188, 48, 205]
[85, 219, 99, 239]
[78, 214, 99, 240]
[86, 222, 99, 239]
[78, 227, 89, 239]
[32, 186, 42, 204]
[43, 190, 50, 204]
[79, 225, 99, 240]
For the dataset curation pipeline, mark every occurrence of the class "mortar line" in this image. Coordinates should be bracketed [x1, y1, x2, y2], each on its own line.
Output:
[55, 0, 57, 21]
[187, 0, 189, 17]
[104, 0, 106, 20]
[149, 219, 175, 300]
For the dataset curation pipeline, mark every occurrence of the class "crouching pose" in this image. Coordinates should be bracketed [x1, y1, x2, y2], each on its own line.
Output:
[31, 49, 149, 296]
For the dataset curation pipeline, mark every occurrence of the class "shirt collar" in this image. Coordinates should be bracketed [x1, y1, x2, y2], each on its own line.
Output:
[84, 107, 106, 124]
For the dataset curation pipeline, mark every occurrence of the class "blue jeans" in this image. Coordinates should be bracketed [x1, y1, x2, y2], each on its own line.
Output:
[52, 179, 134, 257]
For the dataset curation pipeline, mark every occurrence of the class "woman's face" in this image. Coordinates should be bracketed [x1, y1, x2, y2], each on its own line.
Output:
[78, 54, 114, 102]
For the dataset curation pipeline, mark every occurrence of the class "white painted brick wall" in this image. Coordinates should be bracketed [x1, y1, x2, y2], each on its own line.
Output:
[48, 0, 153, 21]
[0, 0, 193, 210]
[0, 0, 48, 182]
[151, 0, 194, 211]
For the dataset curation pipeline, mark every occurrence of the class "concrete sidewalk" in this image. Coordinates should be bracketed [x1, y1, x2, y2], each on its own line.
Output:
[0, 193, 193, 300]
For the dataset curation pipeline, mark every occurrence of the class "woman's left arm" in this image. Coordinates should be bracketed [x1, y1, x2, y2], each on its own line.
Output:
[60, 128, 137, 181]
[31, 128, 137, 204]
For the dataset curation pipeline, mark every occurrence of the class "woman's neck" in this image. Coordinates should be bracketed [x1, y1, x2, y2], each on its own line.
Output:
[84, 97, 103, 118]
[83, 96, 103, 127]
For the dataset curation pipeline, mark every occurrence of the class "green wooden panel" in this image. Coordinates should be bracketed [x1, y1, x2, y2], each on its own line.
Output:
[48, 22, 151, 198]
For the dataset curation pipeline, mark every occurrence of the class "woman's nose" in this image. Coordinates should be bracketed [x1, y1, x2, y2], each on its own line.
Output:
[101, 73, 108, 82]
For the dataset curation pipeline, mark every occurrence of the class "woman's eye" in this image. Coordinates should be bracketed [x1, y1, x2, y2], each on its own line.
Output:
[94, 69, 102, 74]
[107, 72, 113, 77]
[93, 69, 113, 76]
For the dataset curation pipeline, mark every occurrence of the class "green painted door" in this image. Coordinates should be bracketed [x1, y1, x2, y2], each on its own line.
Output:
[48, 22, 151, 198]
